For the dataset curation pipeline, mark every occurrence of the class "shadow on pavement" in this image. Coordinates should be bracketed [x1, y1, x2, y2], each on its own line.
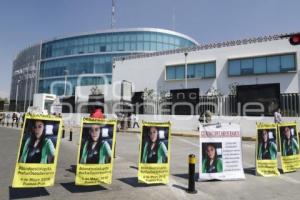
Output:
[61, 182, 107, 193]
[118, 177, 164, 188]
[243, 167, 256, 176]
[172, 173, 199, 180]
[129, 166, 138, 170]
[9, 186, 50, 199]
[65, 165, 76, 174]
[172, 184, 187, 192]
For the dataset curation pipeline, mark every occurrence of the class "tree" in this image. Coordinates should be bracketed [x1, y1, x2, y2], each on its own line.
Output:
[0, 97, 9, 104]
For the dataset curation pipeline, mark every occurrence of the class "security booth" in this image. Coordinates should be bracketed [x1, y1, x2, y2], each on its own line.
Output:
[33, 93, 58, 114]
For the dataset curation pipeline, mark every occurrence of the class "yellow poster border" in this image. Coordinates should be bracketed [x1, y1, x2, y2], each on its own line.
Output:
[137, 121, 171, 184]
[12, 113, 63, 188]
[277, 121, 300, 173]
[75, 118, 117, 186]
[255, 122, 280, 177]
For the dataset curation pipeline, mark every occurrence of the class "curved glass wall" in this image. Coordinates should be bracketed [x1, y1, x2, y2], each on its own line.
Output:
[9, 44, 41, 111]
[38, 29, 198, 96]
[42, 31, 196, 59]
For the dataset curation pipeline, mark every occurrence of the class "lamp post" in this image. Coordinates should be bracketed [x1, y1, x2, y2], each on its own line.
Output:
[64, 69, 69, 96]
[15, 80, 20, 112]
[28, 76, 33, 107]
[34, 59, 39, 94]
[184, 52, 188, 89]
[23, 66, 29, 112]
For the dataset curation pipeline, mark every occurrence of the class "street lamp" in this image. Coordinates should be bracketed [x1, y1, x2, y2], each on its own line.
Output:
[64, 69, 69, 96]
[15, 80, 20, 112]
[184, 52, 188, 89]
[23, 66, 29, 112]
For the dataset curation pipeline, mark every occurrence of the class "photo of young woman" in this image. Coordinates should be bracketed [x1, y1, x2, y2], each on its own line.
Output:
[19, 120, 58, 164]
[141, 126, 168, 164]
[257, 129, 277, 160]
[202, 143, 223, 173]
[80, 123, 112, 164]
[280, 126, 299, 156]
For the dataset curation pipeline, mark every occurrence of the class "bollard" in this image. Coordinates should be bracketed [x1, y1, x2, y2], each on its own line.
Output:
[7, 121, 9, 127]
[62, 129, 65, 138]
[186, 154, 197, 194]
[69, 129, 73, 141]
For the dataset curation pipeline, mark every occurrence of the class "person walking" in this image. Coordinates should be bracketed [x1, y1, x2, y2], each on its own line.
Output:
[132, 114, 139, 128]
[274, 108, 282, 123]
[90, 107, 104, 119]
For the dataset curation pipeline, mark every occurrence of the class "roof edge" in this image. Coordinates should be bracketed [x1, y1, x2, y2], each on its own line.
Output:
[113, 32, 296, 62]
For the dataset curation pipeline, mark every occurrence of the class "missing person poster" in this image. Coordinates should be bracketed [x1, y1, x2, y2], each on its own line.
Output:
[138, 121, 171, 184]
[12, 114, 62, 188]
[278, 122, 300, 173]
[256, 123, 280, 176]
[75, 118, 117, 185]
[199, 123, 245, 181]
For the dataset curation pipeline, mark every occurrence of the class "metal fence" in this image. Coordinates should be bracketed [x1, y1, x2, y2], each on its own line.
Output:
[142, 93, 300, 117]
[280, 93, 300, 117]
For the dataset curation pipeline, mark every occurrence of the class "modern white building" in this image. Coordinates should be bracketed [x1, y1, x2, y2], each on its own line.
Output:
[113, 33, 300, 117]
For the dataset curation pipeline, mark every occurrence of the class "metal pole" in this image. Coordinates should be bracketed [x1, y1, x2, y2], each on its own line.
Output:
[28, 77, 33, 107]
[184, 52, 188, 89]
[64, 70, 68, 96]
[34, 60, 39, 93]
[15, 80, 20, 112]
[186, 154, 197, 194]
[23, 67, 29, 112]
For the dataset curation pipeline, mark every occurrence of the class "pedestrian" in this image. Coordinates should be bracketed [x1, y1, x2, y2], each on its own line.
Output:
[132, 114, 139, 128]
[274, 108, 282, 123]
[15, 112, 20, 125]
[90, 107, 104, 119]
[12, 113, 16, 123]
[0, 112, 4, 123]
[204, 110, 212, 123]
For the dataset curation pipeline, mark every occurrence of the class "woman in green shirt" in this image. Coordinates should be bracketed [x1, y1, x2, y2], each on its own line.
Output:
[19, 120, 55, 164]
[202, 143, 223, 173]
[281, 127, 299, 156]
[141, 126, 168, 163]
[258, 130, 277, 160]
[80, 124, 112, 164]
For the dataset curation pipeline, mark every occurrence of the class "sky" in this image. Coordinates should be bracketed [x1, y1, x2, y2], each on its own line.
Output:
[1, 0, 300, 99]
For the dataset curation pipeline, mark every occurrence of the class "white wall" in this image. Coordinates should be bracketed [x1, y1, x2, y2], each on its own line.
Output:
[58, 113, 299, 137]
[114, 38, 300, 95]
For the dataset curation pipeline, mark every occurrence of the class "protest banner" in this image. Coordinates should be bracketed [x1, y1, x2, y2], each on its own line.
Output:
[278, 122, 300, 173]
[75, 118, 117, 185]
[12, 114, 62, 188]
[256, 123, 280, 176]
[138, 121, 171, 184]
[199, 123, 245, 181]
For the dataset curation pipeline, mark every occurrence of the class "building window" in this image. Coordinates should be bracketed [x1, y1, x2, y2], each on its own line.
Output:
[166, 66, 176, 80]
[166, 61, 216, 80]
[228, 53, 296, 76]
[166, 65, 185, 80]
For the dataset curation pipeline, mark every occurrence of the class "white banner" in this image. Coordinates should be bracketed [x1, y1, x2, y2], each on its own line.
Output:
[199, 123, 245, 181]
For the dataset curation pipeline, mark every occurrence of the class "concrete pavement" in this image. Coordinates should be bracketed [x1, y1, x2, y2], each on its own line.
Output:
[0, 127, 299, 200]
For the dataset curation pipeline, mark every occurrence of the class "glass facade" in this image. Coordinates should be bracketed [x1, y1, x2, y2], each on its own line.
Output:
[166, 61, 216, 80]
[228, 53, 296, 76]
[9, 44, 41, 111]
[39, 29, 198, 95]
[41, 31, 195, 59]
